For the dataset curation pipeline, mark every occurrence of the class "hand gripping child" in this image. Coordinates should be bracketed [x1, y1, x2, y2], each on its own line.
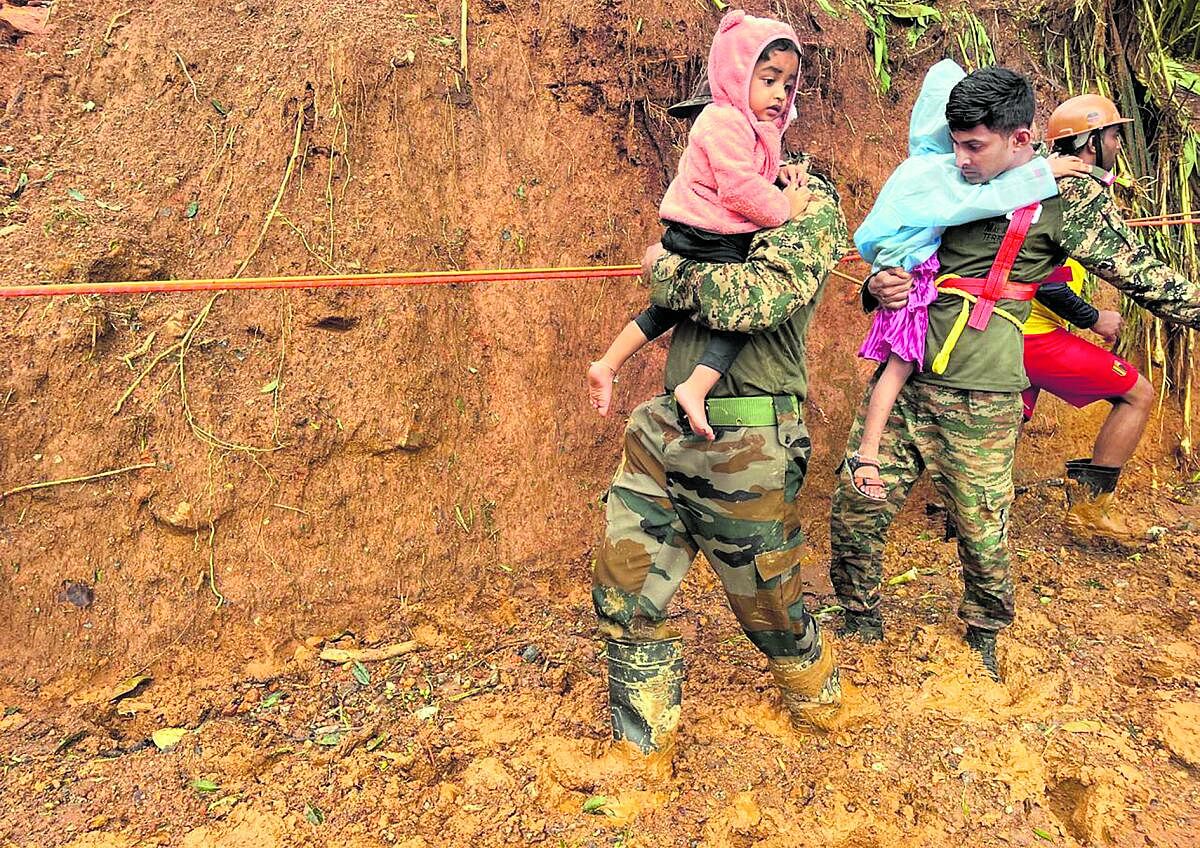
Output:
[847, 59, 1090, 499]
[587, 10, 810, 439]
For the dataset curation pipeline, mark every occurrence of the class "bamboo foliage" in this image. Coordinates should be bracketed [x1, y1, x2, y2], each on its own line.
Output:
[1041, 0, 1200, 465]
[813, 1, 996, 92]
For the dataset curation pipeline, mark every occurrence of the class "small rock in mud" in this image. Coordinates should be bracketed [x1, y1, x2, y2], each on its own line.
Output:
[519, 644, 542, 663]
[153, 500, 197, 532]
[1158, 702, 1200, 766]
[59, 580, 94, 609]
[162, 310, 188, 339]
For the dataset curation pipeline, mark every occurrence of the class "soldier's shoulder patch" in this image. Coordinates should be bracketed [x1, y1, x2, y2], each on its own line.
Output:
[1112, 360, 1127, 377]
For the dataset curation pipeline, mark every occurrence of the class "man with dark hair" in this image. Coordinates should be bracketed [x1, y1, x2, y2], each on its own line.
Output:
[1017, 94, 1156, 545]
[944, 65, 1036, 144]
[829, 67, 1200, 679]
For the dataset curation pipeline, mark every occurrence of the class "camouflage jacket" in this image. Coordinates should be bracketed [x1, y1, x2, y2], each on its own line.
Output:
[648, 155, 850, 334]
[1058, 175, 1200, 327]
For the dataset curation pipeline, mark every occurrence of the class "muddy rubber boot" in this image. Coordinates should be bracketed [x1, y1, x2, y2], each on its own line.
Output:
[837, 609, 883, 643]
[1064, 458, 1144, 548]
[964, 625, 1000, 681]
[605, 637, 683, 763]
[547, 638, 682, 790]
[768, 633, 845, 732]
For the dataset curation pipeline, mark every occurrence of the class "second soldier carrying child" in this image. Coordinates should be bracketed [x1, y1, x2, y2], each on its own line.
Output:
[587, 10, 813, 438]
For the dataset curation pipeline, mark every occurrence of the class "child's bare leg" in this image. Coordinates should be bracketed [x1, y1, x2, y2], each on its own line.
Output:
[589, 321, 651, 417]
[673, 364, 722, 441]
[852, 354, 914, 499]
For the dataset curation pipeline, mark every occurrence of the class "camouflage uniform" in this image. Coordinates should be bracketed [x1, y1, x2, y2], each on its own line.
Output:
[830, 380, 1022, 629]
[595, 162, 849, 745]
[830, 171, 1200, 634]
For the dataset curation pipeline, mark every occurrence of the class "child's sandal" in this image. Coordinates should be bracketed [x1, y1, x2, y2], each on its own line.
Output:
[847, 453, 888, 502]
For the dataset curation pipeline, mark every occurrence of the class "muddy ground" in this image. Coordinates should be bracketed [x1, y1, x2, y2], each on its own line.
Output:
[0, 0, 1197, 846]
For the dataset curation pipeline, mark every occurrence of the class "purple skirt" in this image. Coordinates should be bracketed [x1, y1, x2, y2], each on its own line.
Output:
[858, 253, 940, 364]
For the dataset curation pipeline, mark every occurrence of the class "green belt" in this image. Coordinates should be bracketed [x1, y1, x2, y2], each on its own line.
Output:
[672, 394, 797, 428]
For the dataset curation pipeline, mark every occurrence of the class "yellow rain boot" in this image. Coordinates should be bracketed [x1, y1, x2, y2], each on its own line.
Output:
[1064, 458, 1144, 548]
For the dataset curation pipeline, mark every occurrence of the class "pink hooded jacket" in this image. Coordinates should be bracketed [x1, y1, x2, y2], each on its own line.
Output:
[659, 11, 800, 234]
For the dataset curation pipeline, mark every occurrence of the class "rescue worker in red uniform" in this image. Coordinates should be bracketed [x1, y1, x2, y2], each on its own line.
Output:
[1024, 95, 1161, 545]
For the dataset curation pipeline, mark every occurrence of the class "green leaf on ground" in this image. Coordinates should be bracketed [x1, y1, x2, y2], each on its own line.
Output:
[185, 200, 200, 218]
[68, 188, 86, 202]
[152, 727, 188, 750]
[109, 674, 151, 702]
[352, 661, 370, 686]
[582, 795, 608, 813]
[304, 804, 325, 825]
[191, 778, 220, 792]
[886, 567, 919, 586]
[54, 730, 88, 754]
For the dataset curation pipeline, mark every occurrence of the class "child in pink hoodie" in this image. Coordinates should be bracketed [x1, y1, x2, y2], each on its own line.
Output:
[588, 11, 810, 438]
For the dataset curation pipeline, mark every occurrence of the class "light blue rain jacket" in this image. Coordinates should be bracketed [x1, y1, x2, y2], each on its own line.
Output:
[854, 60, 1058, 272]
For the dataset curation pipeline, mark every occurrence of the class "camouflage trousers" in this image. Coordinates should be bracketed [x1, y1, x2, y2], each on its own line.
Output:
[829, 377, 1023, 631]
[594, 395, 824, 660]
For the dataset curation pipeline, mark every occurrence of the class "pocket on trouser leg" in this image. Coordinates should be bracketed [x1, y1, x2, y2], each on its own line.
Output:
[754, 544, 798, 583]
[732, 544, 810, 656]
[775, 416, 812, 505]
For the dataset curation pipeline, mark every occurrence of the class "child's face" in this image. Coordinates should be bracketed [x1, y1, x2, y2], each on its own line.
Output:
[748, 49, 798, 122]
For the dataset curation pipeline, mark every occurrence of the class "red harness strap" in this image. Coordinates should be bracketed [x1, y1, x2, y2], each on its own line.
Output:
[942, 264, 1073, 301]
[967, 202, 1041, 330]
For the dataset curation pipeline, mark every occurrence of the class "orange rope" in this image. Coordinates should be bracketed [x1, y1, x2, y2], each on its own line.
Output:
[1, 213, 1194, 299]
[0, 254, 867, 299]
[0, 265, 644, 298]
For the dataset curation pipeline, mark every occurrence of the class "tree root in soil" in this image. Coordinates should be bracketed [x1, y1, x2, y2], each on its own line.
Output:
[234, 106, 305, 278]
[0, 462, 156, 502]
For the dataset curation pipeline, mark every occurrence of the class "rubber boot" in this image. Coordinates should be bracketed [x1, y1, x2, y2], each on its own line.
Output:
[964, 625, 1000, 681]
[1064, 458, 1143, 547]
[838, 609, 883, 643]
[603, 637, 683, 776]
[768, 632, 845, 732]
[547, 637, 682, 790]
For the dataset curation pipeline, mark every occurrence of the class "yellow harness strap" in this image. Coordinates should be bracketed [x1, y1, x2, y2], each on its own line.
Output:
[930, 275, 1026, 375]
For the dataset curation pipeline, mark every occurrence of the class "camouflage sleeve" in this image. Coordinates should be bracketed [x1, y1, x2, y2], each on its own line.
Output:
[647, 171, 849, 334]
[1059, 176, 1200, 327]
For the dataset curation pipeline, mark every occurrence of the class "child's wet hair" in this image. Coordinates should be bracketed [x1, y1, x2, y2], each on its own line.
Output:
[757, 38, 799, 64]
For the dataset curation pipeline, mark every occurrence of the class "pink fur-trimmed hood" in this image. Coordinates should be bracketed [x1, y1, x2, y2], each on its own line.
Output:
[707, 10, 800, 132]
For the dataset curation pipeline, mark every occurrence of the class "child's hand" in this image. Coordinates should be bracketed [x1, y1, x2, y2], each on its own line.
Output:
[1048, 153, 1091, 179]
[1091, 309, 1123, 344]
[778, 162, 810, 188]
[641, 241, 666, 281]
[783, 182, 813, 220]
